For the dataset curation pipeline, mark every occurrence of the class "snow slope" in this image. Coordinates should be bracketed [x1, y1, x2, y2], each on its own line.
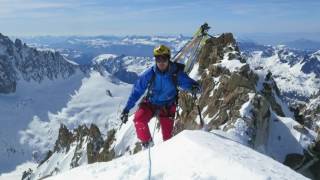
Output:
[19, 70, 132, 155]
[0, 68, 133, 174]
[48, 130, 308, 180]
[0, 162, 37, 180]
[267, 111, 316, 162]
[0, 71, 85, 173]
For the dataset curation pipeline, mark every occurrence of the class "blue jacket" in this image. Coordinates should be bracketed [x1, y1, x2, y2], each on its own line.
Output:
[124, 62, 198, 112]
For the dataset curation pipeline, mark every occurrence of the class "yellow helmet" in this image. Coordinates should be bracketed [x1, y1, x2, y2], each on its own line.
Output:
[153, 45, 171, 57]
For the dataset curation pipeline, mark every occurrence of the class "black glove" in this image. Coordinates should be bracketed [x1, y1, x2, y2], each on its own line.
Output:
[120, 110, 129, 124]
[191, 84, 201, 95]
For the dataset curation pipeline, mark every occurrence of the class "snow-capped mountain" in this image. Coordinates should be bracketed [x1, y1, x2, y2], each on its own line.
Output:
[242, 43, 320, 139]
[9, 69, 133, 179]
[92, 54, 153, 84]
[0, 32, 89, 173]
[0, 33, 81, 94]
[12, 33, 320, 180]
[244, 45, 320, 104]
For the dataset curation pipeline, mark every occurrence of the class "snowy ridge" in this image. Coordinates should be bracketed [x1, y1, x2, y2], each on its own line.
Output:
[47, 130, 308, 180]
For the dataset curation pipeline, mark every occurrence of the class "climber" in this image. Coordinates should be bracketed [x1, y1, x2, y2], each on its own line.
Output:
[120, 44, 201, 148]
[200, 22, 210, 35]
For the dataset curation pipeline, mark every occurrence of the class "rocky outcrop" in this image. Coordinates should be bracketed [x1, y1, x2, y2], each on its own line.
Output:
[174, 33, 284, 152]
[175, 33, 319, 179]
[303, 91, 320, 131]
[29, 124, 116, 179]
[291, 90, 320, 131]
[95, 129, 116, 162]
[54, 124, 73, 152]
[284, 132, 320, 180]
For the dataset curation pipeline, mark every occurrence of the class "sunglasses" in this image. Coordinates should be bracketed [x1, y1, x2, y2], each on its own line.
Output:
[155, 56, 169, 63]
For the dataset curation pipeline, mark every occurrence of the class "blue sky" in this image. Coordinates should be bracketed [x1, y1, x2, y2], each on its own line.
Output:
[1, 0, 319, 36]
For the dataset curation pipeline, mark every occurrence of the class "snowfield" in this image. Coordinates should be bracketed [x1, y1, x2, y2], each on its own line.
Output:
[0, 70, 85, 172]
[0, 69, 133, 173]
[47, 130, 308, 180]
[19, 70, 132, 154]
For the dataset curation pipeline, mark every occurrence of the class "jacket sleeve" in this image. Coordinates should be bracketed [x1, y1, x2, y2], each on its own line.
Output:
[177, 71, 199, 92]
[124, 69, 153, 112]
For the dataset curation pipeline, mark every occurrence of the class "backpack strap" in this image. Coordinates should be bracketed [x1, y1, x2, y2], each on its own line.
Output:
[172, 67, 179, 95]
[171, 62, 185, 119]
[172, 62, 185, 88]
[172, 69, 179, 106]
[145, 70, 156, 99]
[172, 62, 185, 103]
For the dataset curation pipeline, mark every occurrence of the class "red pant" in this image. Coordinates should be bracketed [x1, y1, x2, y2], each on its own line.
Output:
[134, 101, 176, 143]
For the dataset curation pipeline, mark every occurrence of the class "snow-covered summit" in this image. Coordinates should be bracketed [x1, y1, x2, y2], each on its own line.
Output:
[48, 130, 308, 180]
